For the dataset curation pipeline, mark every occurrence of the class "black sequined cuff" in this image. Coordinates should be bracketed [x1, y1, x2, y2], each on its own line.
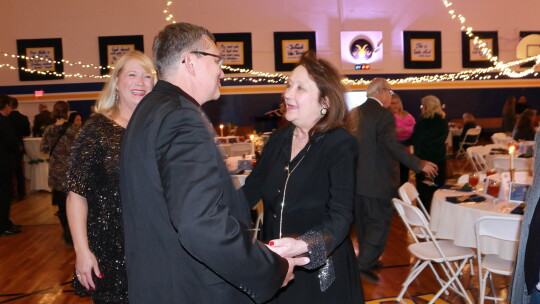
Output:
[298, 230, 326, 269]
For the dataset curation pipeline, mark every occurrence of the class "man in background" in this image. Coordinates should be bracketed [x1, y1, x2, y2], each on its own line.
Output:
[349, 78, 438, 283]
[33, 103, 54, 137]
[8, 97, 30, 198]
[516, 95, 531, 115]
[0, 94, 21, 236]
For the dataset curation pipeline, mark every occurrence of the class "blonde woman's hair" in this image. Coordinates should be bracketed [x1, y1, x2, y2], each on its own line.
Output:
[421, 95, 444, 119]
[94, 51, 156, 119]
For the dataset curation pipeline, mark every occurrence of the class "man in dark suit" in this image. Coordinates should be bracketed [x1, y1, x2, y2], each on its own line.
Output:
[32, 103, 54, 137]
[8, 97, 30, 198]
[120, 22, 307, 304]
[349, 78, 438, 283]
[0, 94, 22, 236]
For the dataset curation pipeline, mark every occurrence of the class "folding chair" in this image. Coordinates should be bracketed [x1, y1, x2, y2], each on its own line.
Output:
[464, 145, 487, 171]
[392, 198, 475, 304]
[475, 216, 521, 304]
[456, 127, 482, 158]
[399, 182, 430, 220]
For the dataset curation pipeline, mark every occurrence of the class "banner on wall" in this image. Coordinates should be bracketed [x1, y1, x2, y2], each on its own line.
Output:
[340, 31, 383, 71]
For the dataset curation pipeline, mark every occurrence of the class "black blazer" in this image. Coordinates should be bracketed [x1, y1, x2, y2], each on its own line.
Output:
[9, 111, 30, 141]
[120, 80, 287, 304]
[352, 98, 422, 199]
[0, 115, 19, 170]
[33, 110, 54, 137]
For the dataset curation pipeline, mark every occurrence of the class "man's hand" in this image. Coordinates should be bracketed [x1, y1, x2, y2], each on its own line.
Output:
[282, 257, 310, 287]
[420, 160, 438, 178]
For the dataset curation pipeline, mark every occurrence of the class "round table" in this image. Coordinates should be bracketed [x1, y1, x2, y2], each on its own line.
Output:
[430, 189, 522, 260]
[23, 137, 50, 192]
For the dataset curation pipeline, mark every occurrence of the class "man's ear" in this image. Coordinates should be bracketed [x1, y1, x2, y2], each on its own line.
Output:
[183, 53, 197, 76]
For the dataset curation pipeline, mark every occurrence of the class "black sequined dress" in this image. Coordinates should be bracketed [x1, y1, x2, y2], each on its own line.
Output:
[66, 114, 128, 304]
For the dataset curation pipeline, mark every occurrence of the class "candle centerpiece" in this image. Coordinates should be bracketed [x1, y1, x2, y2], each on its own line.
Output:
[508, 142, 517, 182]
[219, 124, 224, 137]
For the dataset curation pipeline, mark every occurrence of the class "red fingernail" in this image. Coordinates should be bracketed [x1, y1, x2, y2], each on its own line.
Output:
[92, 287, 96, 291]
[269, 241, 274, 246]
[99, 274, 104, 278]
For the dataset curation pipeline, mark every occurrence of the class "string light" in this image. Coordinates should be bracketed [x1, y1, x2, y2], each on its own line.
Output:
[0, 1, 538, 83]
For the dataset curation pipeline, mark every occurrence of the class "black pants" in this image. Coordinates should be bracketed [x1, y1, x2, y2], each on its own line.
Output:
[52, 190, 71, 244]
[0, 164, 13, 231]
[354, 195, 394, 270]
[14, 153, 26, 197]
[415, 161, 446, 213]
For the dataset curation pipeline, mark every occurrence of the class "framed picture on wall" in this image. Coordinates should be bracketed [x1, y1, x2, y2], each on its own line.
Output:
[16, 38, 64, 81]
[519, 31, 540, 67]
[403, 31, 441, 69]
[461, 31, 498, 68]
[213, 33, 252, 74]
[98, 35, 144, 75]
[273, 31, 316, 71]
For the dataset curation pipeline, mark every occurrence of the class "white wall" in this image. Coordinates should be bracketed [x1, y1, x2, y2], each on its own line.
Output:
[1, 0, 539, 86]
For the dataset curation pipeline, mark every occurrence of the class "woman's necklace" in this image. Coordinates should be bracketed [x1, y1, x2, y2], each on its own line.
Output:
[279, 130, 311, 238]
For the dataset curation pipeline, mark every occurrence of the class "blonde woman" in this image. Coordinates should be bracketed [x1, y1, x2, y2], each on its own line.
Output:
[404, 95, 449, 211]
[66, 51, 156, 303]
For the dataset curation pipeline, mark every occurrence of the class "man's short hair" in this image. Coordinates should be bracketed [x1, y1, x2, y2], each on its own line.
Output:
[9, 97, 18, 109]
[0, 94, 11, 110]
[152, 22, 215, 79]
[366, 78, 388, 97]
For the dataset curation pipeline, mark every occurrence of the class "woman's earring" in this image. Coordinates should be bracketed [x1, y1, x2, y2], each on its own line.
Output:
[320, 108, 328, 115]
[114, 92, 119, 102]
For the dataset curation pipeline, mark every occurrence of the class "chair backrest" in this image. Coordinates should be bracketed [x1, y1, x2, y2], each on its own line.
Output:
[471, 151, 489, 172]
[475, 216, 521, 259]
[398, 182, 430, 220]
[462, 127, 481, 144]
[493, 157, 529, 171]
[392, 198, 431, 243]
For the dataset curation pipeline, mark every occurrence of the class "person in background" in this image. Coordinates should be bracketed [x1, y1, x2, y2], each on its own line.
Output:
[120, 22, 305, 304]
[8, 97, 30, 199]
[40, 101, 80, 245]
[0, 94, 21, 236]
[516, 95, 532, 115]
[453, 112, 477, 150]
[66, 51, 156, 304]
[501, 95, 517, 135]
[33, 103, 55, 137]
[68, 112, 83, 127]
[242, 52, 364, 303]
[404, 95, 449, 211]
[388, 93, 415, 185]
[510, 128, 540, 304]
[513, 108, 537, 141]
[348, 78, 438, 283]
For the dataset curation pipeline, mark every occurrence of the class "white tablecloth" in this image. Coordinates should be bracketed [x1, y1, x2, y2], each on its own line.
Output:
[430, 189, 522, 260]
[23, 137, 50, 192]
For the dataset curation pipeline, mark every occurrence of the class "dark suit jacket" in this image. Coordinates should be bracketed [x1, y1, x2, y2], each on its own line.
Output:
[9, 110, 30, 151]
[0, 114, 19, 171]
[120, 80, 288, 304]
[33, 110, 54, 137]
[353, 98, 422, 199]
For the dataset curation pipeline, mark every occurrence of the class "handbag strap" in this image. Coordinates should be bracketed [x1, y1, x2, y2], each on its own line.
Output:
[49, 123, 69, 156]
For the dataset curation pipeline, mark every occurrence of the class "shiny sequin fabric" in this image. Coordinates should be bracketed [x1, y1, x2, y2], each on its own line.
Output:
[66, 114, 128, 303]
[298, 230, 335, 292]
[40, 123, 80, 191]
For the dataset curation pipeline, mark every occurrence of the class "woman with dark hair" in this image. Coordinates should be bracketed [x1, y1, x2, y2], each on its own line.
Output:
[501, 95, 516, 135]
[513, 108, 537, 141]
[66, 51, 156, 303]
[40, 101, 81, 245]
[242, 52, 363, 303]
[68, 112, 83, 127]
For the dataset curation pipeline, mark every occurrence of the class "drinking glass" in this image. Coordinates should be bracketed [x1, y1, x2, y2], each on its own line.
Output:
[468, 172, 479, 190]
[486, 180, 501, 202]
[486, 168, 497, 177]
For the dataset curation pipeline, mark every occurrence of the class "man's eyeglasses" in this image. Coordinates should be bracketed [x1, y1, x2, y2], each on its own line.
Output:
[182, 51, 224, 66]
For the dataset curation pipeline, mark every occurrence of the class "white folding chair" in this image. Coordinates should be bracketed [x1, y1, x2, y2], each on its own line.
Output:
[392, 198, 475, 304]
[229, 142, 253, 157]
[492, 156, 530, 172]
[471, 151, 489, 172]
[250, 201, 264, 242]
[475, 216, 521, 304]
[399, 182, 430, 220]
[465, 145, 487, 171]
[457, 127, 482, 158]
